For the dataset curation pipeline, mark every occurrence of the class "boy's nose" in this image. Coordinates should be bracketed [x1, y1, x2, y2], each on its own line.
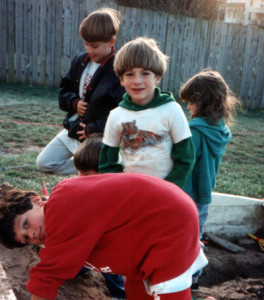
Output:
[133, 75, 142, 83]
[29, 230, 36, 240]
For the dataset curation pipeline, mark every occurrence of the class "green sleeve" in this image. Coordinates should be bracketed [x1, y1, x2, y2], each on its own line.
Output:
[164, 137, 195, 188]
[99, 143, 124, 173]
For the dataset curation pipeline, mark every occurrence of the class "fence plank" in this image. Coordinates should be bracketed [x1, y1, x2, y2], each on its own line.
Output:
[78, 0, 87, 53]
[231, 25, 246, 96]
[222, 24, 233, 81]
[174, 17, 186, 94]
[46, 0, 56, 86]
[53, 0, 63, 87]
[225, 24, 240, 92]
[70, 0, 79, 58]
[239, 26, 258, 107]
[62, 0, 73, 76]
[181, 18, 193, 84]
[162, 14, 175, 93]
[115, 5, 126, 50]
[198, 21, 209, 72]
[15, 0, 23, 83]
[23, 0, 31, 85]
[254, 30, 264, 110]
[217, 22, 228, 77]
[249, 28, 264, 110]
[39, 1, 47, 86]
[121, 7, 133, 45]
[210, 22, 222, 70]
[31, 1, 39, 85]
[0, 0, 7, 80]
[157, 12, 168, 90]
[7, 0, 15, 82]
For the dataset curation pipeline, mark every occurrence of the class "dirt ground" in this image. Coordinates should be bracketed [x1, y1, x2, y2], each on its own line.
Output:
[0, 232, 264, 300]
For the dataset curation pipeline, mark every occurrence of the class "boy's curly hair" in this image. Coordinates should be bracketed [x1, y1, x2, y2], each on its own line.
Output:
[180, 69, 241, 125]
[0, 183, 44, 249]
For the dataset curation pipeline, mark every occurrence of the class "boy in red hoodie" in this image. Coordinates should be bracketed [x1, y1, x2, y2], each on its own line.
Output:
[0, 174, 207, 300]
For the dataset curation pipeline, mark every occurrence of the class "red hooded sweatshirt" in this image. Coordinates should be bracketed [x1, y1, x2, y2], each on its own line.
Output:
[27, 173, 200, 299]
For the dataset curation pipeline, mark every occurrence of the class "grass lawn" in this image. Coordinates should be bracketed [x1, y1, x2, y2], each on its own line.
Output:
[0, 81, 263, 198]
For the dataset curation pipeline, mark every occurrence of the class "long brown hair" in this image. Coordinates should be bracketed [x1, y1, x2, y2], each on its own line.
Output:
[180, 69, 241, 125]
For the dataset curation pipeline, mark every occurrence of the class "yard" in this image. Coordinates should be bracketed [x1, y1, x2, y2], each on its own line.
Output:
[0, 81, 263, 199]
[0, 81, 264, 299]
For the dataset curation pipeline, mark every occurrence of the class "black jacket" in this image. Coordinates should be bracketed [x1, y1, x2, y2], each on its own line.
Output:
[59, 51, 125, 139]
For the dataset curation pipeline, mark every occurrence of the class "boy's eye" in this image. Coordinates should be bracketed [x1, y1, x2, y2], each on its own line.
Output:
[124, 72, 133, 76]
[24, 220, 28, 228]
[142, 71, 151, 76]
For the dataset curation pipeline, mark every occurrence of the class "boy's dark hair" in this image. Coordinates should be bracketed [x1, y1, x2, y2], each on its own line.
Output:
[180, 69, 241, 125]
[79, 8, 121, 42]
[74, 133, 103, 173]
[0, 183, 44, 249]
[114, 37, 169, 77]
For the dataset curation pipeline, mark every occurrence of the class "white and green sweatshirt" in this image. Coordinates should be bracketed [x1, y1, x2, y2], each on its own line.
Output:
[99, 87, 195, 188]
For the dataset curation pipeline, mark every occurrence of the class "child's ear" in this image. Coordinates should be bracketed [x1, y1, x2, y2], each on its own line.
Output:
[31, 196, 46, 206]
[120, 77, 124, 86]
[155, 75, 161, 85]
[109, 38, 116, 47]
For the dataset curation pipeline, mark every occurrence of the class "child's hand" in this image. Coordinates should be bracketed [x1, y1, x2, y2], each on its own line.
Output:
[77, 100, 88, 116]
[77, 123, 88, 140]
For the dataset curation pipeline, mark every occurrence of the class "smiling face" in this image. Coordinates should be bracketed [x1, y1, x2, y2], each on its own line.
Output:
[13, 197, 46, 245]
[120, 67, 161, 106]
[84, 39, 115, 64]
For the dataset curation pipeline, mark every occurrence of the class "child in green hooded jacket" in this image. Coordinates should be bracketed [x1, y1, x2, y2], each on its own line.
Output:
[180, 69, 241, 292]
[99, 37, 195, 188]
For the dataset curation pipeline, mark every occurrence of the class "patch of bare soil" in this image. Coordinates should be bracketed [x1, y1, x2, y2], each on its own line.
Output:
[196, 239, 264, 300]
[0, 234, 264, 300]
[0, 245, 110, 300]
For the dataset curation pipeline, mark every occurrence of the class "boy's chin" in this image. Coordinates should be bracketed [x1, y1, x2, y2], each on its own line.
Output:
[89, 56, 99, 63]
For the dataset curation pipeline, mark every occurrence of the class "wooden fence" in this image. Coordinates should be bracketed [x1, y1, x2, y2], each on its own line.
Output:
[0, 0, 263, 110]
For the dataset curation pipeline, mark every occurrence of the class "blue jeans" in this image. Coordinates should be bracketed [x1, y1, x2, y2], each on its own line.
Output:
[196, 203, 209, 239]
[77, 267, 126, 299]
[103, 273, 126, 299]
[193, 204, 209, 279]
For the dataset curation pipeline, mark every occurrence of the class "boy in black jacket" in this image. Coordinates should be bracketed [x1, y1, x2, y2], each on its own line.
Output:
[36, 8, 125, 175]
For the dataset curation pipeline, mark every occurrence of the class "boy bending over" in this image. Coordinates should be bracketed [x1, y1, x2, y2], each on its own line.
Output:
[0, 174, 207, 300]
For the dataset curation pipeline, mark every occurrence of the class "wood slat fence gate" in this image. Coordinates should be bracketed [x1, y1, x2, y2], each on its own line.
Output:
[0, 0, 263, 110]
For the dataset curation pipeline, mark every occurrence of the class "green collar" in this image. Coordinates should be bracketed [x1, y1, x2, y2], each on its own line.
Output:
[119, 87, 175, 111]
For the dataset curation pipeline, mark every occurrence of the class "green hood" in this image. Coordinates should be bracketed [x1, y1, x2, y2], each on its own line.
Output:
[189, 117, 231, 158]
[119, 87, 175, 111]
[183, 117, 231, 205]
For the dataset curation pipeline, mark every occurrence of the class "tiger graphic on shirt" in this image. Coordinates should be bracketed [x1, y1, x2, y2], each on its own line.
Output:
[121, 120, 165, 151]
